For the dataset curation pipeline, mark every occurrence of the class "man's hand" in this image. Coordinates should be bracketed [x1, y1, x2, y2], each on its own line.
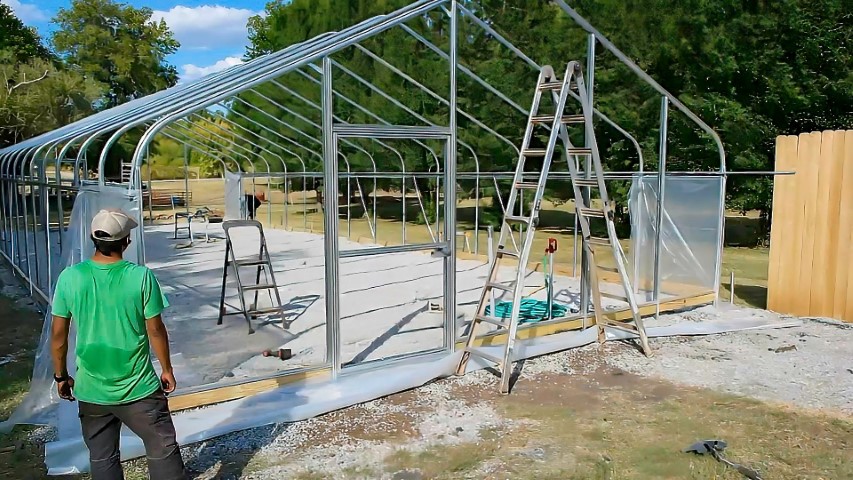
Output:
[57, 377, 75, 401]
[160, 370, 177, 394]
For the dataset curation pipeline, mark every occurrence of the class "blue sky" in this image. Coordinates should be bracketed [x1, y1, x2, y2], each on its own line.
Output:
[2, 0, 269, 81]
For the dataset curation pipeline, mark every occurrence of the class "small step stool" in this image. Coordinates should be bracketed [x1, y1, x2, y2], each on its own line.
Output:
[217, 220, 286, 334]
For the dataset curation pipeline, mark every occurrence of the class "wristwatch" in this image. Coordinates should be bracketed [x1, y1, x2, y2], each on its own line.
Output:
[53, 373, 69, 383]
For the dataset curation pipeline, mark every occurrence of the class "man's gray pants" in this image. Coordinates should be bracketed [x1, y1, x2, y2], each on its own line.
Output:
[78, 390, 187, 480]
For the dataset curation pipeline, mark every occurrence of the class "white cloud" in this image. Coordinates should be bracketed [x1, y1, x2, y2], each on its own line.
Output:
[1, 0, 48, 23]
[152, 5, 262, 51]
[181, 56, 244, 82]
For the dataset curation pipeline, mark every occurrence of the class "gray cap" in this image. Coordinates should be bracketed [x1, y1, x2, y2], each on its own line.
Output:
[91, 209, 138, 241]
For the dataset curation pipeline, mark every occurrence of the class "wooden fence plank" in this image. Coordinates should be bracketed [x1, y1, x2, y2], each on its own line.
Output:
[792, 132, 823, 316]
[770, 130, 853, 322]
[767, 135, 800, 313]
[834, 131, 853, 320]
[809, 131, 843, 317]
[844, 131, 853, 321]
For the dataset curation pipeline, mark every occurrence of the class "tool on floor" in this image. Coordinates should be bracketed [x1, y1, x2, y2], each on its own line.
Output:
[262, 348, 293, 361]
[684, 440, 763, 480]
[217, 220, 286, 334]
[455, 61, 650, 394]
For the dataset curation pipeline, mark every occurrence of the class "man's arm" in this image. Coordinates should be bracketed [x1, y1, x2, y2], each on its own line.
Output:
[146, 314, 176, 393]
[51, 315, 75, 400]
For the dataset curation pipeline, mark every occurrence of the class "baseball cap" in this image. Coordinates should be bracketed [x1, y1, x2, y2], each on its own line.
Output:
[91, 209, 138, 241]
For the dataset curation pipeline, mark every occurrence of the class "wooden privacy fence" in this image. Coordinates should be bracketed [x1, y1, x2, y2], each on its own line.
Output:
[768, 130, 853, 322]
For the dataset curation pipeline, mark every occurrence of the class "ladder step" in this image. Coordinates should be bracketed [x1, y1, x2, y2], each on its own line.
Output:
[587, 236, 612, 247]
[249, 306, 284, 315]
[522, 148, 549, 157]
[496, 249, 520, 259]
[242, 284, 278, 292]
[530, 114, 586, 125]
[574, 178, 600, 187]
[235, 259, 269, 267]
[538, 81, 577, 91]
[504, 215, 531, 225]
[514, 182, 540, 190]
[465, 347, 504, 366]
[568, 147, 593, 156]
[475, 314, 510, 328]
[601, 322, 640, 334]
[578, 207, 606, 218]
[600, 291, 630, 302]
[485, 281, 515, 293]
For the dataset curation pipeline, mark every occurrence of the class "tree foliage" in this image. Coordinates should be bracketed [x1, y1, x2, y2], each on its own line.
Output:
[237, 0, 851, 236]
[51, 0, 180, 108]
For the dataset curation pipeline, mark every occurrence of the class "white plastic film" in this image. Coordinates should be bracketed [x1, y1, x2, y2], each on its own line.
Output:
[224, 171, 243, 221]
[629, 176, 723, 296]
[1, 185, 143, 435]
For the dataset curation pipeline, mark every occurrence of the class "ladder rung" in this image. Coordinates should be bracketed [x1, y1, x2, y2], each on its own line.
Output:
[475, 314, 510, 328]
[568, 147, 593, 156]
[242, 284, 277, 292]
[465, 347, 504, 366]
[235, 259, 268, 267]
[596, 265, 619, 274]
[600, 291, 630, 302]
[538, 81, 577, 91]
[514, 182, 540, 190]
[485, 281, 515, 293]
[504, 215, 531, 225]
[578, 208, 606, 218]
[496, 249, 520, 259]
[587, 236, 611, 247]
[250, 306, 284, 315]
[574, 179, 599, 187]
[601, 322, 640, 334]
[530, 114, 586, 125]
[522, 148, 548, 157]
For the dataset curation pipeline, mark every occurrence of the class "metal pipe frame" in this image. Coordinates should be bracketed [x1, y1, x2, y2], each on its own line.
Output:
[0, 0, 742, 394]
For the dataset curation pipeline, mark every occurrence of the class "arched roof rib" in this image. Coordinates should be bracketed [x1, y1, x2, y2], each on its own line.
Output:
[0, 0, 444, 167]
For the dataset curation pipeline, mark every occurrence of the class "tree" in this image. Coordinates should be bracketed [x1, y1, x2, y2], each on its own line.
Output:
[0, 55, 104, 148]
[0, 4, 50, 62]
[51, 0, 180, 108]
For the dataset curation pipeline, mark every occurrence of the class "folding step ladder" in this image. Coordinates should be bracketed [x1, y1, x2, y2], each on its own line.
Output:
[217, 220, 286, 334]
[456, 62, 651, 394]
[120, 161, 133, 184]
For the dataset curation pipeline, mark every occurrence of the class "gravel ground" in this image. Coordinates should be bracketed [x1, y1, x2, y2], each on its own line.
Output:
[3, 256, 852, 478]
[164, 304, 853, 479]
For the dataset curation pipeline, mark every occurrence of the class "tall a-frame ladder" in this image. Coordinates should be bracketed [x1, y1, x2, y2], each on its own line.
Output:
[456, 62, 651, 394]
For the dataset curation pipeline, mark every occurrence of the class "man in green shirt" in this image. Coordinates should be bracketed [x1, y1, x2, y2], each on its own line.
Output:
[51, 209, 187, 480]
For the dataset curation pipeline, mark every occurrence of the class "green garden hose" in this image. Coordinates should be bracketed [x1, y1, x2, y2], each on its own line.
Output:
[484, 298, 568, 324]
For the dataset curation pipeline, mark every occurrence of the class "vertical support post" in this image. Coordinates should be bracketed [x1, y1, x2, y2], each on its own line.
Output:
[579, 33, 596, 320]
[321, 56, 341, 377]
[146, 146, 153, 224]
[401, 174, 406, 244]
[487, 225, 495, 317]
[729, 271, 735, 304]
[653, 96, 669, 318]
[182, 144, 190, 216]
[443, 0, 458, 352]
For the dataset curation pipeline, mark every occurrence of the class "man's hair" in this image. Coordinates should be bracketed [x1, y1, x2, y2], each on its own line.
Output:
[91, 231, 128, 256]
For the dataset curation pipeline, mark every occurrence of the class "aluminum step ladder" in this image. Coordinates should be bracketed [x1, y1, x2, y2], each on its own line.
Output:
[217, 220, 286, 334]
[456, 62, 651, 394]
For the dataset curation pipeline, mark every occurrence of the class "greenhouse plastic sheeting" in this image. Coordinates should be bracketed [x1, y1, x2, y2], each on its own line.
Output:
[224, 171, 243, 220]
[0, 185, 143, 437]
[629, 176, 724, 296]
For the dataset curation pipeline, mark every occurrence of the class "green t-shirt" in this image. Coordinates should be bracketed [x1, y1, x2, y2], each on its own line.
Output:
[51, 259, 169, 405]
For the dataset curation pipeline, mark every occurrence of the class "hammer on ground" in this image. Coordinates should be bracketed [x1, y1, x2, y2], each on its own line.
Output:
[684, 440, 763, 480]
[262, 348, 293, 361]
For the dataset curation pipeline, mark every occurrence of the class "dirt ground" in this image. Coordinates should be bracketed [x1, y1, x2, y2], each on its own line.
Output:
[1, 260, 851, 479]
